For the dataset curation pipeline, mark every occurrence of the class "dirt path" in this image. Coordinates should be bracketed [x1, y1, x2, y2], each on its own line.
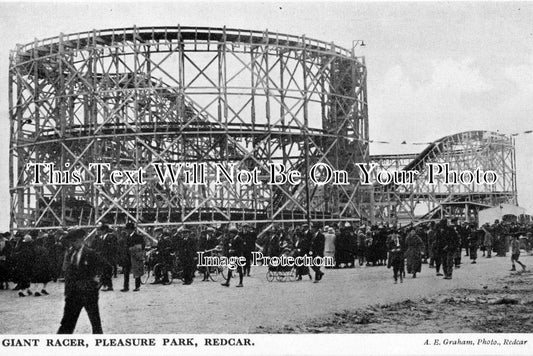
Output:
[261, 270, 533, 333]
[0, 253, 529, 333]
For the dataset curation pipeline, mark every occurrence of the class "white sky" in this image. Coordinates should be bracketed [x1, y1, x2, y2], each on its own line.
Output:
[0, 1, 532, 230]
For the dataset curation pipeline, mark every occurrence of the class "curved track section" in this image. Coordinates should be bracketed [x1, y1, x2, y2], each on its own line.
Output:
[367, 131, 517, 223]
[9, 26, 369, 235]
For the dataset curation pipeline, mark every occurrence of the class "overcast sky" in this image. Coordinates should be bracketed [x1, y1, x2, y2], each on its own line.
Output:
[0, 1, 532, 230]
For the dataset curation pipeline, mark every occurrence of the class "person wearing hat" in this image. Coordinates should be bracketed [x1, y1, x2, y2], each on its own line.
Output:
[426, 221, 437, 269]
[450, 218, 463, 268]
[0, 232, 11, 289]
[404, 227, 424, 279]
[323, 227, 336, 268]
[387, 228, 405, 283]
[356, 226, 367, 266]
[51, 230, 68, 281]
[309, 223, 325, 282]
[57, 228, 108, 334]
[14, 234, 35, 297]
[97, 224, 118, 291]
[467, 223, 481, 264]
[439, 219, 459, 280]
[151, 228, 173, 285]
[510, 235, 527, 272]
[0, 232, 12, 290]
[221, 225, 244, 287]
[482, 223, 494, 258]
[31, 235, 53, 296]
[335, 222, 354, 268]
[121, 222, 145, 292]
[198, 227, 219, 281]
[241, 224, 257, 277]
[177, 228, 197, 285]
[294, 225, 312, 280]
[265, 228, 281, 258]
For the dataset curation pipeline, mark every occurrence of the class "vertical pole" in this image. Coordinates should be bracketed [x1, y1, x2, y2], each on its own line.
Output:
[90, 31, 98, 227]
[511, 136, 517, 205]
[8, 51, 15, 231]
[15, 45, 25, 228]
[58, 35, 66, 229]
[302, 35, 311, 225]
[133, 26, 140, 223]
[177, 25, 185, 224]
[279, 43, 287, 168]
[250, 37, 258, 223]
[33, 39, 42, 227]
[263, 30, 274, 225]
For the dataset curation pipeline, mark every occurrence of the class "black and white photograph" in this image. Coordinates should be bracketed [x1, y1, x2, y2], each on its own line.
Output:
[0, 1, 532, 355]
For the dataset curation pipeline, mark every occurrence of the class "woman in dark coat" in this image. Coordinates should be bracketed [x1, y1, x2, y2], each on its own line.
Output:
[335, 223, 354, 267]
[31, 237, 53, 296]
[15, 235, 35, 297]
[404, 228, 424, 278]
[293, 228, 311, 280]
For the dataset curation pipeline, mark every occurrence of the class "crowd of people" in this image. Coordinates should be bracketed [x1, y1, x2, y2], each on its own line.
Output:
[0, 217, 531, 334]
[0, 218, 531, 297]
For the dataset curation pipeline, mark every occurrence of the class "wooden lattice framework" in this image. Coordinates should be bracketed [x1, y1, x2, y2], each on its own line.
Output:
[9, 26, 368, 236]
[366, 131, 517, 224]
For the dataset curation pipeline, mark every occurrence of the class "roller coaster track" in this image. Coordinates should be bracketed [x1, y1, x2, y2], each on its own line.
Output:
[368, 130, 517, 223]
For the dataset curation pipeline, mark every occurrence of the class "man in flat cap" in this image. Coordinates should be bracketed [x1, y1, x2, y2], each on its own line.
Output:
[57, 229, 109, 334]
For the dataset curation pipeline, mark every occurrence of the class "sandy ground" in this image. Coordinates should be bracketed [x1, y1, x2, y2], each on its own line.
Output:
[262, 269, 533, 333]
[0, 253, 531, 334]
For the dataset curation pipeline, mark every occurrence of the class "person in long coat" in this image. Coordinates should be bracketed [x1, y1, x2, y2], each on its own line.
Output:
[294, 225, 312, 280]
[376, 226, 389, 266]
[364, 229, 376, 266]
[221, 226, 244, 287]
[404, 228, 424, 278]
[122, 222, 145, 292]
[129, 239, 145, 292]
[51, 231, 68, 281]
[0, 232, 12, 290]
[482, 224, 493, 258]
[178, 229, 197, 285]
[31, 236, 53, 296]
[387, 229, 405, 283]
[335, 223, 354, 267]
[468, 225, 480, 264]
[57, 229, 110, 334]
[356, 227, 366, 266]
[15, 235, 35, 297]
[241, 224, 257, 277]
[97, 224, 118, 291]
[310, 224, 325, 282]
[323, 227, 336, 267]
[441, 219, 460, 279]
[426, 222, 437, 268]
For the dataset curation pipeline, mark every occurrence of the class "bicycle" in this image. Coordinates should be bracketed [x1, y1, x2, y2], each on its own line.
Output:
[142, 250, 179, 285]
[152, 260, 174, 285]
[198, 247, 224, 282]
[201, 265, 223, 282]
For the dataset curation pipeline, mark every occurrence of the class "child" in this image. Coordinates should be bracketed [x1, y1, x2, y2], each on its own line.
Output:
[510, 235, 526, 272]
